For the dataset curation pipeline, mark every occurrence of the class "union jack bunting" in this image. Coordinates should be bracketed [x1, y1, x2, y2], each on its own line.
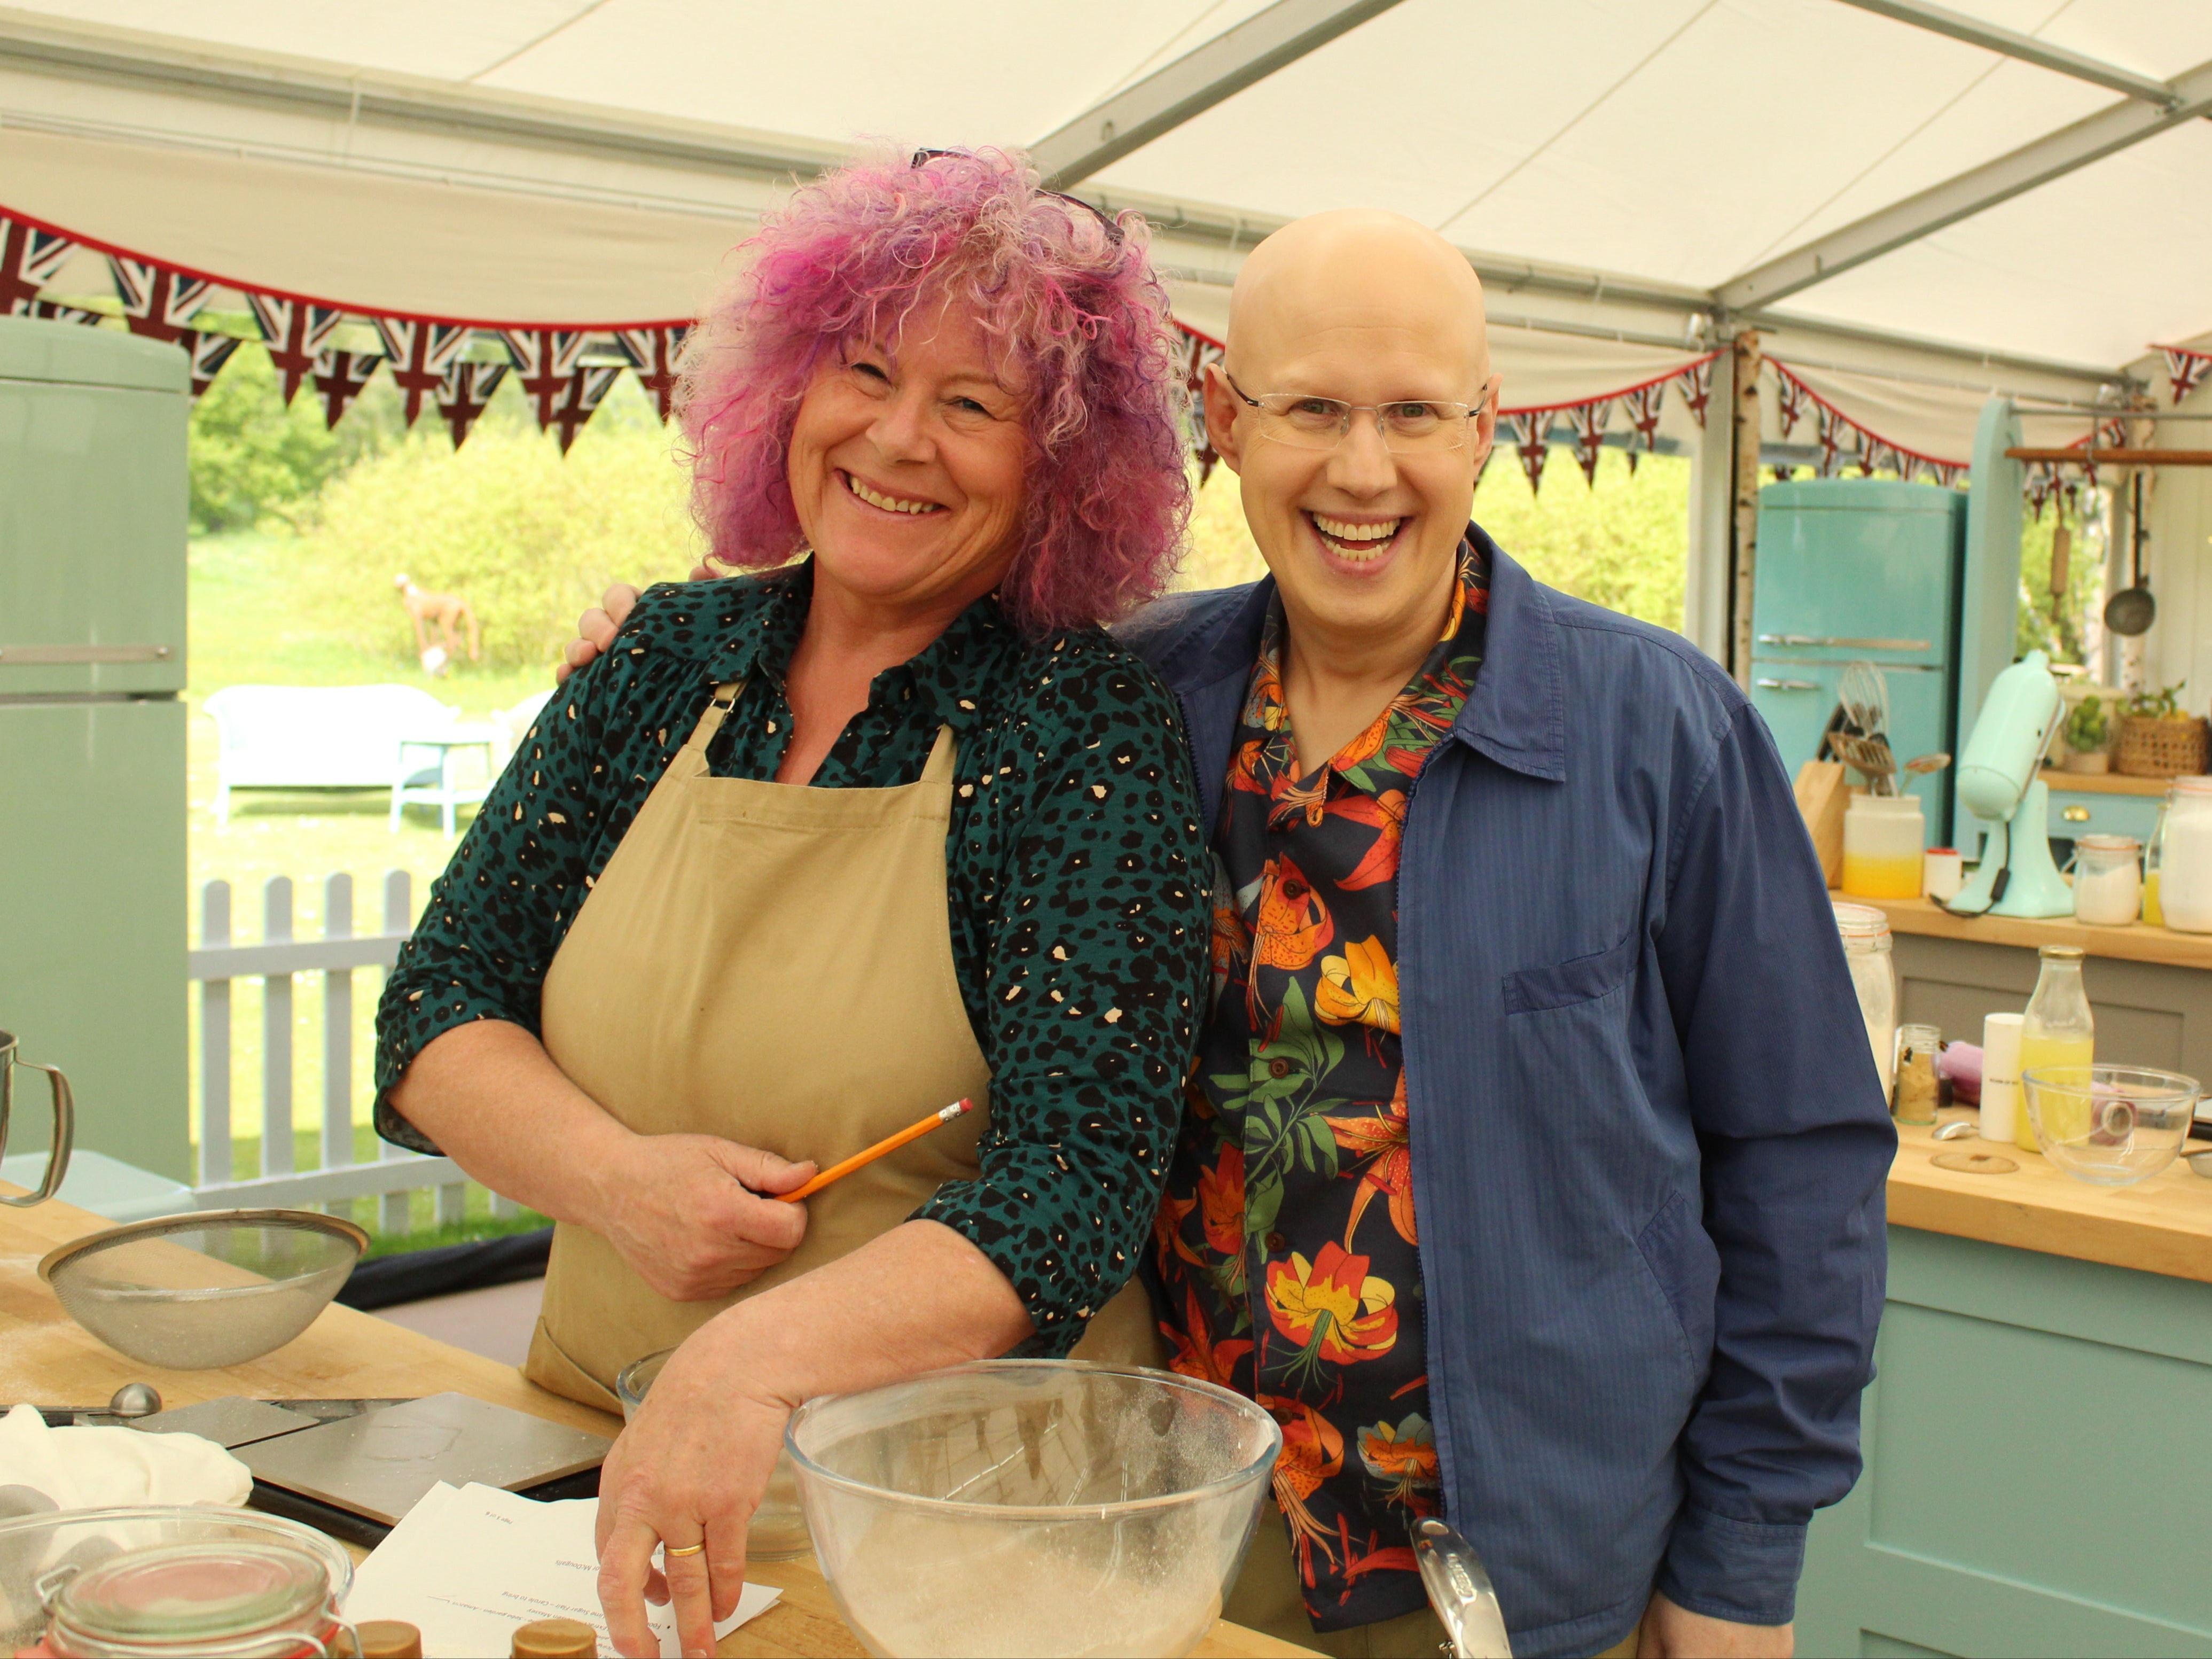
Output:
[435, 361, 508, 448]
[1621, 382, 1666, 451]
[1, 216, 74, 313]
[1815, 404, 1849, 478]
[246, 294, 343, 406]
[613, 325, 691, 422]
[1503, 409, 1554, 491]
[178, 329, 242, 399]
[1772, 369, 1810, 439]
[1175, 329, 1226, 481]
[549, 364, 623, 453]
[375, 318, 472, 426]
[106, 256, 208, 344]
[2159, 346, 2210, 403]
[1569, 398, 1612, 486]
[312, 347, 382, 430]
[498, 329, 590, 430]
[29, 299, 102, 328]
[1674, 358, 1713, 427]
[1932, 461, 1964, 489]
[1858, 439, 1895, 478]
[2026, 462, 2058, 520]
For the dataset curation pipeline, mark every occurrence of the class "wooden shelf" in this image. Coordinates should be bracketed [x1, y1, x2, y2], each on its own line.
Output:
[2038, 768, 2177, 797]
[1861, 895, 2212, 971]
[1889, 1119, 2212, 1286]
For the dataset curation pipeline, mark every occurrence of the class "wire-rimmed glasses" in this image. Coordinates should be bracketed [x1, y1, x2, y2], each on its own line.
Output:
[1223, 372, 1486, 454]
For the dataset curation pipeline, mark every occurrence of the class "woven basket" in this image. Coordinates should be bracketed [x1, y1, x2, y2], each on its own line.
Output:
[2116, 715, 2210, 778]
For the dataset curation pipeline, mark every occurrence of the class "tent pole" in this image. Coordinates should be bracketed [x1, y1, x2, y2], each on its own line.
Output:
[1729, 329, 1764, 690]
[1685, 346, 1737, 664]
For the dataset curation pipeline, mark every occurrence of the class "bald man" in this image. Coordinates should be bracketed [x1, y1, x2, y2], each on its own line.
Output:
[566, 209, 1891, 1659]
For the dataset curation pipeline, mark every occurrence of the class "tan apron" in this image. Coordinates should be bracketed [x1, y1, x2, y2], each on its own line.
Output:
[525, 682, 1160, 1411]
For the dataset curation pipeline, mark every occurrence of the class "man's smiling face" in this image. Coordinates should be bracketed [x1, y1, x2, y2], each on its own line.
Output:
[1206, 211, 1498, 650]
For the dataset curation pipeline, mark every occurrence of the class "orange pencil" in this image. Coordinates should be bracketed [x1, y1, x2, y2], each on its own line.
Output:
[777, 1099, 975, 1203]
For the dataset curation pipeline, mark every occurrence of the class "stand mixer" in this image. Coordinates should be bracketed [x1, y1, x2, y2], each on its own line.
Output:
[1945, 649, 2073, 918]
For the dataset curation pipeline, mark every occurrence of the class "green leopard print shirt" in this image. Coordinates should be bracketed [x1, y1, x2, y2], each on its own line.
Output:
[373, 562, 1210, 1353]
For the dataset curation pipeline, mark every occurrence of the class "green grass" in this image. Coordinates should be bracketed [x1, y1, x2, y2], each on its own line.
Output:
[187, 528, 561, 1247]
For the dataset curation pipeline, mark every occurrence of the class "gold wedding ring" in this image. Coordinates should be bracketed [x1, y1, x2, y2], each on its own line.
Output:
[663, 1541, 707, 1558]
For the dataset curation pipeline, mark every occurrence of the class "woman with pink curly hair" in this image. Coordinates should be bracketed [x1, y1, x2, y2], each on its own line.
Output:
[374, 149, 1209, 1655]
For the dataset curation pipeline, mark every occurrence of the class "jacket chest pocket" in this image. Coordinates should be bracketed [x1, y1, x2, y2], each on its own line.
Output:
[1501, 930, 1639, 1015]
[1498, 931, 1645, 1153]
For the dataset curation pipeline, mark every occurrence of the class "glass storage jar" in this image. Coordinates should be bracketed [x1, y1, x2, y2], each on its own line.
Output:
[2070, 834, 2141, 926]
[1842, 795, 1925, 899]
[2150, 777, 2212, 932]
[1833, 902, 1897, 1096]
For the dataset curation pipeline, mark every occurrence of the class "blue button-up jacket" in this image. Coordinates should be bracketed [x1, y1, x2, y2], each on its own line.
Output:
[1119, 528, 1895, 1656]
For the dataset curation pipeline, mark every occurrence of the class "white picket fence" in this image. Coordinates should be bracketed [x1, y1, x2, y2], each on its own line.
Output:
[190, 871, 512, 1231]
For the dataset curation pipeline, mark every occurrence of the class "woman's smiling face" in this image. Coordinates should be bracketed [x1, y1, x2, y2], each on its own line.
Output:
[786, 298, 1031, 616]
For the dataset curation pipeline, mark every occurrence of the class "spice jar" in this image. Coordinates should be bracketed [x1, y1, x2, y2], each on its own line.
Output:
[40, 1540, 345, 1656]
[2070, 834, 2141, 927]
[1891, 1024, 1942, 1126]
[1833, 902, 1897, 1096]
[2149, 777, 2212, 932]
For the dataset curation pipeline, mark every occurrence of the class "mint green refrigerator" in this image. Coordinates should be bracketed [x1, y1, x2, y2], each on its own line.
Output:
[0, 316, 189, 1181]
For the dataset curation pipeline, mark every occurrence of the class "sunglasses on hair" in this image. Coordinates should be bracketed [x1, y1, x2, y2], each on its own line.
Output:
[910, 147, 1125, 246]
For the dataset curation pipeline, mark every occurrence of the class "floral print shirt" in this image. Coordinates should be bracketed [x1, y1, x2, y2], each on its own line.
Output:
[1148, 543, 1489, 1632]
[374, 561, 1210, 1354]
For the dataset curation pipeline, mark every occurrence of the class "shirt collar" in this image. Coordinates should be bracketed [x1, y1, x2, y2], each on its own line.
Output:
[692, 557, 1019, 734]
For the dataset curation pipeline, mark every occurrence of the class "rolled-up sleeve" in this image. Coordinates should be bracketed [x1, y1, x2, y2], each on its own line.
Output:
[1653, 701, 1896, 1625]
[913, 643, 1210, 1356]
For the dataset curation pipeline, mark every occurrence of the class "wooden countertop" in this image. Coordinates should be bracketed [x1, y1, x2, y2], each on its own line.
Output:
[1888, 1117, 2212, 1284]
[1863, 894, 2212, 971]
[0, 1189, 1312, 1659]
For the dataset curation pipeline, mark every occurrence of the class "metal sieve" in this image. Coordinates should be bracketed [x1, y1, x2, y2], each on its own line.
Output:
[38, 1209, 367, 1370]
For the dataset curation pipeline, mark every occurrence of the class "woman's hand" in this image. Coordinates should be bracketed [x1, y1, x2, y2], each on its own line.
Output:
[595, 1314, 787, 1658]
[589, 1133, 816, 1301]
[556, 561, 720, 682]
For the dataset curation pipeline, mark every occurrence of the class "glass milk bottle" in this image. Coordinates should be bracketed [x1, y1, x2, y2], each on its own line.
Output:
[2017, 943, 2094, 1152]
[1833, 902, 1898, 1096]
[2151, 777, 2212, 932]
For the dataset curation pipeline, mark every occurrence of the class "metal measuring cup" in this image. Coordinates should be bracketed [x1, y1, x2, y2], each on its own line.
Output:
[0, 1029, 74, 1205]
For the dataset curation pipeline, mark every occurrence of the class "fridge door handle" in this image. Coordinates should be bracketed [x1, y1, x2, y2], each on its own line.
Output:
[1755, 634, 1931, 652]
[0, 645, 173, 665]
[1754, 677, 1823, 691]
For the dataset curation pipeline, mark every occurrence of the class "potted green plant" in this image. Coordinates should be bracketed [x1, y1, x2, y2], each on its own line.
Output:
[2061, 694, 2111, 773]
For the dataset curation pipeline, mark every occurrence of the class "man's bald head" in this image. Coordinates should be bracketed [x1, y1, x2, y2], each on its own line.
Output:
[1227, 209, 1489, 393]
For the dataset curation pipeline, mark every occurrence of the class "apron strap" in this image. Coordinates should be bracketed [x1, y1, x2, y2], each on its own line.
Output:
[679, 680, 746, 757]
[920, 722, 959, 785]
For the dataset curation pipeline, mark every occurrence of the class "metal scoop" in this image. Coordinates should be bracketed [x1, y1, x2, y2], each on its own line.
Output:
[1414, 1517, 1513, 1657]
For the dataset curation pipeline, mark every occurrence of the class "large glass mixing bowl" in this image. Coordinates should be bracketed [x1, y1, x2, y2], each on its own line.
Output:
[2022, 1064, 2201, 1185]
[786, 1361, 1281, 1659]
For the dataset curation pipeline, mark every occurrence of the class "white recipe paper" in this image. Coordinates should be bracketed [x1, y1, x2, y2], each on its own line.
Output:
[343, 1481, 780, 1658]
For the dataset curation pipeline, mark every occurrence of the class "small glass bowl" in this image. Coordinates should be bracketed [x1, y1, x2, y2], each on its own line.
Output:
[2021, 1064, 2201, 1185]
[614, 1346, 810, 1563]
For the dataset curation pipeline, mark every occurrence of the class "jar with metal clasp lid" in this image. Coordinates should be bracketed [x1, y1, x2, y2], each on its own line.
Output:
[2147, 776, 2212, 932]
[38, 1539, 348, 1657]
[1833, 901, 1897, 1097]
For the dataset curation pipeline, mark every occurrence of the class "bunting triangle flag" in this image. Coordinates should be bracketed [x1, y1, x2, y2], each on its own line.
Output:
[1177, 331, 1226, 483]
[1570, 399, 1613, 486]
[1773, 369, 1810, 439]
[246, 294, 343, 405]
[375, 318, 473, 426]
[106, 255, 209, 343]
[435, 361, 508, 448]
[1815, 404, 1848, 478]
[29, 299, 103, 328]
[312, 347, 382, 430]
[497, 329, 589, 430]
[1621, 382, 1666, 451]
[613, 324, 691, 422]
[1674, 359, 1713, 427]
[2159, 346, 2210, 403]
[1, 216, 74, 314]
[550, 364, 623, 454]
[1504, 410, 1552, 490]
[179, 329, 242, 399]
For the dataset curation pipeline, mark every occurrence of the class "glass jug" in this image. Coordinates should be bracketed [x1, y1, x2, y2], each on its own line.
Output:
[2150, 777, 2212, 932]
[1833, 903, 1897, 1097]
[0, 1029, 73, 1206]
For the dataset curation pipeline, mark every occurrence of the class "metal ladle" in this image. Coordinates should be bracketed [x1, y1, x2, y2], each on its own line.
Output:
[2105, 472, 2155, 636]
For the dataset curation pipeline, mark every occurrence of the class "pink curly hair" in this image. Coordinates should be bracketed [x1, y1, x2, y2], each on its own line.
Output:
[677, 146, 1192, 633]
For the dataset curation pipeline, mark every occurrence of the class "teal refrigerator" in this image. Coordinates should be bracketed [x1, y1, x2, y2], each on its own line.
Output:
[1749, 479, 1968, 848]
[0, 315, 189, 1181]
